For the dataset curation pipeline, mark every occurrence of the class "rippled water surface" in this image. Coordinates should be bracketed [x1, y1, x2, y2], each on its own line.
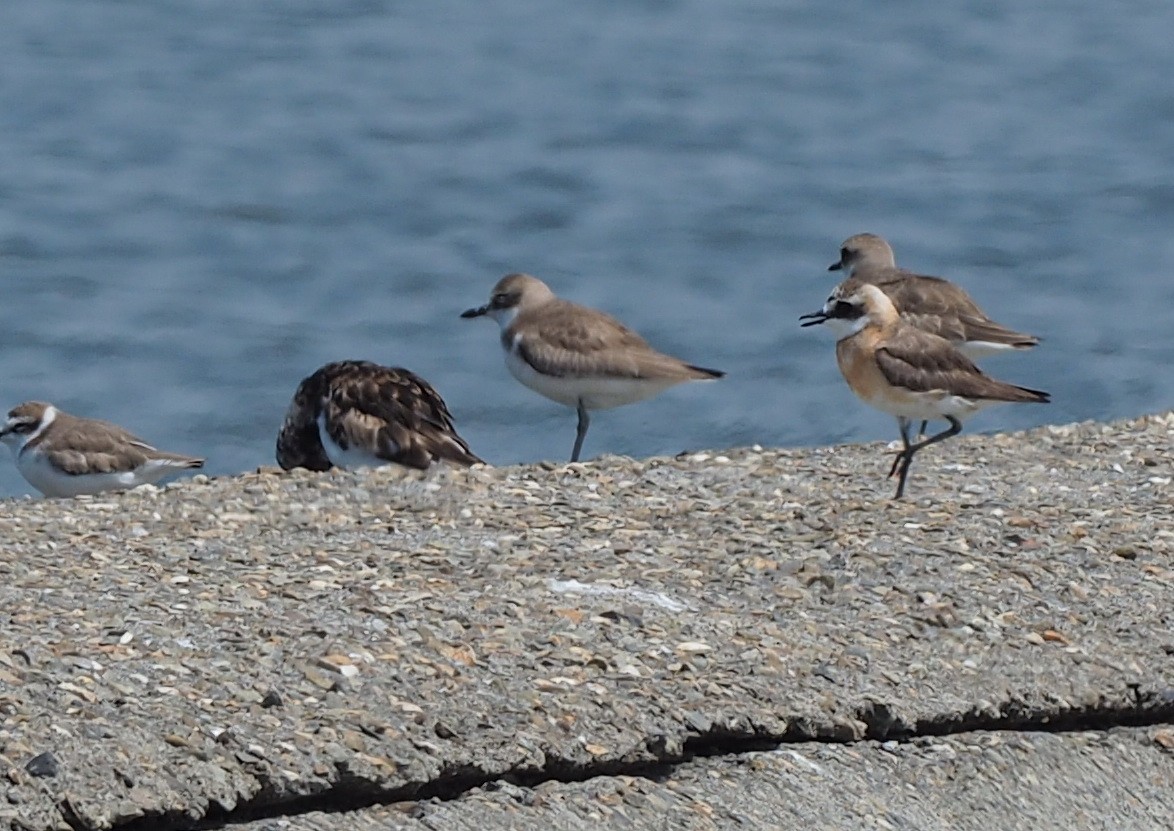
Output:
[0, 0, 1171, 496]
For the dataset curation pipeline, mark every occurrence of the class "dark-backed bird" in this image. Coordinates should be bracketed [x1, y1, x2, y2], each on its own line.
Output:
[276, 361, 481, 472]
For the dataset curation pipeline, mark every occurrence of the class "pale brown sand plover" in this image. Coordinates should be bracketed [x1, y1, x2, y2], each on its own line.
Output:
[462, 273, 723, 462]
[829, 233, 1039, 357]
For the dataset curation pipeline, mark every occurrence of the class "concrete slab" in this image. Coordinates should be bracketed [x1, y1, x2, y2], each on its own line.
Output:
[0, 415, 1170, 829]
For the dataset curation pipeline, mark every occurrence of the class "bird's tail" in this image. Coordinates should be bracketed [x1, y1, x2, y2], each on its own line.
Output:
[1007, 385, 1050, 404]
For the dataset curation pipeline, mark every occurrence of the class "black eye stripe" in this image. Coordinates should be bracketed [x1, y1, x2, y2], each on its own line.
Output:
[829, 300, 862, 319]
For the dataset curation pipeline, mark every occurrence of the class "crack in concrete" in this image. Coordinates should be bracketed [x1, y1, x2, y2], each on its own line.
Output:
[109, 691, 1174, 831]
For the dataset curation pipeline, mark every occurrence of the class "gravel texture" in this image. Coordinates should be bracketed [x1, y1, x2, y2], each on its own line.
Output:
[0, 413, 1170, 830]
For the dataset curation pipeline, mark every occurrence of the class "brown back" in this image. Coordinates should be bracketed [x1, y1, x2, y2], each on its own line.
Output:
[843, 269, 1039, 348]
[874, 326, 1049, 403]
[508, 299, 723, 381]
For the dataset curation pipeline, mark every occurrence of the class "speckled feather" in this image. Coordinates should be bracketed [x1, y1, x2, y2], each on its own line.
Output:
[275, 361, 482, 472]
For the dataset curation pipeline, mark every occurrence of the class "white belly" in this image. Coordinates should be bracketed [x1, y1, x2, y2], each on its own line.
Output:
[504, 349, 682, 410]
[864, 389, 996, 422]
[317, 414, 396, 470]
[17, 451, 180, 498]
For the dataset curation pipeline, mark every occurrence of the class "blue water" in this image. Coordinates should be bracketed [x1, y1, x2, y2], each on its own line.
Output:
[0, 0, 1171, 497]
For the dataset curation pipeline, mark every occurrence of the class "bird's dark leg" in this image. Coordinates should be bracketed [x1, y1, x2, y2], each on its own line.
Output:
[892, 415, 962, 500]
[570, 399, 590, 463]
[918, 420, 929, 440]
[888, 417, 913, 477]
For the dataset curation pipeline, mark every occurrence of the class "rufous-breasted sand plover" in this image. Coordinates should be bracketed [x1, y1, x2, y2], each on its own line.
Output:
[0, 401, 204, 498]
[276, 360, 482, 472]
[800, 283, 1049, 499]
[461, 273, 724, 462]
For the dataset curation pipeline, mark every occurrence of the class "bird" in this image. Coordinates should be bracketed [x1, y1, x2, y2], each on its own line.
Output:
[0, 401, 204, 498]
[275, 360, 481, 472]
[461, 273, 724, 462]
[799, 283, 1049, 499]
[828, 233, 1039, 359]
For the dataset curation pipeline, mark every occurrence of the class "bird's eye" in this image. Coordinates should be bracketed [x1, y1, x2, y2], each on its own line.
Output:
[13, 422, 33, 434]
[491, 293, 507, 308]
[840, 248, 849, 260]
[832, 300, 857, 318]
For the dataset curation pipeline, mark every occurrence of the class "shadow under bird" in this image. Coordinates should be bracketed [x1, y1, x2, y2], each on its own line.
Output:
[800, 283, 1050, 499]
[276, 360, 482, 472]
[0, 401, 204, 498]
[828, 233, 1039, 358]
[461, 273, 724, 462]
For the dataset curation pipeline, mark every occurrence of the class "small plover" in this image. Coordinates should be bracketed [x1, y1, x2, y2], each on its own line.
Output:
[462, 273, 723, 462]
[800, 283, 1049, 499]
[276, 360, 482, 472]
[828, 233, 1039, 358]
[0, 401, 204, 498]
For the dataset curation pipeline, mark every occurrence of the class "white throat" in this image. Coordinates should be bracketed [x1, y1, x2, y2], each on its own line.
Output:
[826, 314, 871, 341]
[487, 305, 520, 330]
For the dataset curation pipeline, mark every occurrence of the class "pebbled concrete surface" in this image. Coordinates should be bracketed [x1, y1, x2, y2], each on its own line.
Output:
[229, 728, 1174, 831]
[0, 414, 1170, 830]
